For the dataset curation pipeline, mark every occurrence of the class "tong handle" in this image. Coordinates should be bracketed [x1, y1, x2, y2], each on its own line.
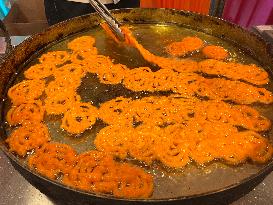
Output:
[88, 0, 124, 41]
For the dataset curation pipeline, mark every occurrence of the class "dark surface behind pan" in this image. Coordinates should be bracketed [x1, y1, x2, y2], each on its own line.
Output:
[1, 8, 273, 204]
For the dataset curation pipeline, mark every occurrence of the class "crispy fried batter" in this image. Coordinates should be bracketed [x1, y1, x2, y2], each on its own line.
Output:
[61, 102, 98, 134]
[98, 96, 271, 132]
[202, 45, 229, 60]
[6, 29, 273, 199]
[198, 59, 269, 85]
[28, 142, 77, 179]
[45, 94, 81, 115]
[39, 51, 70, 66]
[8, 80, 45, 105]
[6, 123, 50, 156]
[68, 36, 98, 54]
[24, 64, 55, 79]
[6, 100, 45, 125]
[95, 122, 273, 168]
[63, 150, 153, 198]
[166, 36, 204, 56]
[121, 26, 269, 86]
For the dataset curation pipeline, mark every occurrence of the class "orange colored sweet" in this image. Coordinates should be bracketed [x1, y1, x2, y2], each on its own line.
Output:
[5, 28, 273, 199]
[6, 123, 50, 156]
[6, 100, 45, 125]
[24, 63, 55, 79]
[63, 150, 153, 198]
[28, 142, 77, 179]
[61, 102, 98, 134]
[202, 45, 229, 60]
[198, 59, 268, 85]
[166, 36, 204, 56]
[67, 36, 98, 54]
[39, 51, 70, 66]
[8, 80, 45, 105]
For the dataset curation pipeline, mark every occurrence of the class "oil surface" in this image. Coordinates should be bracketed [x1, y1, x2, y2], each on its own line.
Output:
[3, 24, 273, 199]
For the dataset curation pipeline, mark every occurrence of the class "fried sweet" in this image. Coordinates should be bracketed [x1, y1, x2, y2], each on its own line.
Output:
[202, 45, 229, 60]
[97, 63, 129, 84]
[69, 30, 272, 105]
[52, 63, 86, 80]
[39, 51, 70, 66]
[45, 78, 82, 115]
[98, 96, 133, 125]
[63, 151, 117, 192]
[28, 142, 77, 179]
[6, 100, 45, 125]
[68, 36, 98, 54]
[8, 80, 45, 105]
[63, 150, 153, 198]
[123, 67, 156, 92]
[4, 29, 273, 199]
[98, 96, 271, 132]
[122, 26, 270, 86]
[166, 36, 204, 57]
[61, 102, 98, 134]
[128, 125, 162, 164]
[195, 78, 273, 104]
[203, 101, 271, 132]
[71, 52, 114, 74]
[198, 59, 269, 85]
[95, 118, 273, 168]
[45, 77, 81, 97]
[122, 26, 199, 72]
[45, 94, 81, 115]
[154, 125, 195, 168]
[24, 63, 55, 79]
[6, 123, 50, 156]
[94, 125, 133, 159]
[203, 131, 273, 165]
[113, 163, 153, 198]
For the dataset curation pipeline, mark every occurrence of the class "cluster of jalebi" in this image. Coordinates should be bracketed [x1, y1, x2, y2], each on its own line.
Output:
[98, 96, 271, 132]
[121, 27, 269, 86]
[95, 123, 273, 167]
[5, 35, 154, 198]
[5, 25, 273, 199]
[6, 78, 50, 156]
[28, 143, 153, 198]
[122, 67, 272, 104]
[96, 96, 273, 167]
[202, 45, 229, 60]
[165, 36, 204, 57]
[165, 35, 228, 60]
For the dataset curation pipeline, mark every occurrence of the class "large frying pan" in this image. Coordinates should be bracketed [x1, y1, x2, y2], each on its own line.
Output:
[1, 8, 273, 205]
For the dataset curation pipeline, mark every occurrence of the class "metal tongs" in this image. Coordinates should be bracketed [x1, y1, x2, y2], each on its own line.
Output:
[88, 0, 124, 41]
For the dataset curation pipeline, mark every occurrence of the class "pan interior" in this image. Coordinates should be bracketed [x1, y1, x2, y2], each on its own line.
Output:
[2, 23, 273, 199]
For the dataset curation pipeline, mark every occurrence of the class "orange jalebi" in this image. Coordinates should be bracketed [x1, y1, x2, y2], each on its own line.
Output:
[61, 102, 98, 134]
[198, 59, 268, 85]
[5, 25, 273, 199]
[6, 123, 50, 156]
[8, 80, 45, 105]
[202, 45, 229, 60]
[68, 36, 98, 54]
[28, 142, 77, 179]
[39, 51, 70, 66]
[166, 36, 204, 57]
[6, 100, 45, 125]
[98, 96, 271, 132]
[63, 150, 153, 198]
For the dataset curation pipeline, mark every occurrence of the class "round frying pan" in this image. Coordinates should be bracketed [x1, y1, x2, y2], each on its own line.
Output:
[1, 8, 273, 205]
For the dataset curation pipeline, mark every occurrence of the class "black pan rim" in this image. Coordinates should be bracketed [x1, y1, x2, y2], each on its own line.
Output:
[1, 7, 273, 203]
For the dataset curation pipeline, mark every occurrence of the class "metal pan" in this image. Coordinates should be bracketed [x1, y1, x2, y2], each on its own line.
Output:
[1, 8, 273, 205]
